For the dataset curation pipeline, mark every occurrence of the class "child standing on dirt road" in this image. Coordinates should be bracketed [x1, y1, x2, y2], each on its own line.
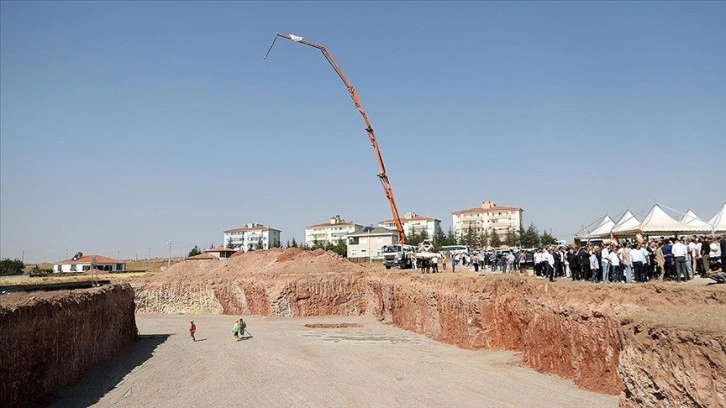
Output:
[189, 321, 197, 342]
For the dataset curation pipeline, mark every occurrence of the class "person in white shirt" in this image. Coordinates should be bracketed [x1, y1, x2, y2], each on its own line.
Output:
[545, 248, 555, 281]
[671, 238, 689, 281]
[589, 250, 600, 283]
[601, 245, 611, 283]
[608, 250, 621, 283]
[630, 244, 645, 283]
[687, 238, 698, 279]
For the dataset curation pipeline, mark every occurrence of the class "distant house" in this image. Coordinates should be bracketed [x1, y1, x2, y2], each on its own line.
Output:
[223, 223, 282, 252]
[378, 211, 441, 239]
[305, 215, 364, 246]
[345, 227, 399, 259]
[187, 247, 237, 260]
[53, 253, 126, 273]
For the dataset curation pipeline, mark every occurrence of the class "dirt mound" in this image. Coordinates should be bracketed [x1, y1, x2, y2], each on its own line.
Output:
[145, 249, 363, 285]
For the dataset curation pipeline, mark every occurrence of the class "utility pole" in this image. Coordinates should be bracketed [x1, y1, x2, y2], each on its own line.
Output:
[21, 250, 24, 263]
[167, 241, 172, 268]
[148, 247, 151, 260]
[66, 249, 68, 259]
[117, 250, 120, 260]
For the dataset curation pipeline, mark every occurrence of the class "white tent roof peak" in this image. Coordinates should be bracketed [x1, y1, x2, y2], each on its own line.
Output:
[575, 215, 612, 239]
[708, 203, 726, 232]
[611, 211, 641, 234]
[681, 210, 712, 230]
[588, 216, 616, 239]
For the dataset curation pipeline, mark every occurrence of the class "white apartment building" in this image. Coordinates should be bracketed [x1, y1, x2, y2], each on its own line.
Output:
[223, 223, 282, 252]
[452, 201, 523, 243]
[305, 215, 363, 246]
[378, 211, 441, 239]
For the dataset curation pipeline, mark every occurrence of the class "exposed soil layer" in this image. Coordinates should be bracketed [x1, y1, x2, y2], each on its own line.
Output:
[134, 249, 726, 407]
[0, 284, 138, 408]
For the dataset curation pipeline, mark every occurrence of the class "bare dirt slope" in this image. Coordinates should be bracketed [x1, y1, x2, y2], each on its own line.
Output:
[51, 314, 618, 408]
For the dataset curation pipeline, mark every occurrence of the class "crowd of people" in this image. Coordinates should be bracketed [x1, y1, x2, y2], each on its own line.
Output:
[473, 235, 726, 283]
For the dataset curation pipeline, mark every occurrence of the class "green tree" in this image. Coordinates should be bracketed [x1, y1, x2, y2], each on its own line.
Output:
[285, 240, 291, 248]
[406, 230, 423, 247]
[291, 237, 298, 248]
[445, 227, 456, 246]
[331, 240, 347, 257]
[432, 225, 446, 248]
[520, 223, 540, 248]
[540, 230, 558, 246]
[210, 243, 215, 250]
[490, 231, 502, 248]
[226, 237, 234, 249]
[255, 237, 264, 250]
[479, 229, 490, 249]
[503, 229, 520, 247]
[188, 245, 202, 257]
[0, 258, 25, 276]
[463, 225, 476, 247]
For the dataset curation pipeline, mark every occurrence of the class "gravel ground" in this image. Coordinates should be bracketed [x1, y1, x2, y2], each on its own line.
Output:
[51, 314, 617, 408]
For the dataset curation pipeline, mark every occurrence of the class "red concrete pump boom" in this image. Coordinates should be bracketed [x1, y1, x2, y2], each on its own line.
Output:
[264, 33, 406, 244]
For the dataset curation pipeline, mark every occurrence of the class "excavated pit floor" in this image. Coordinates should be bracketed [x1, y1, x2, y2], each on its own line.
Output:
[52, 314, 617, 408]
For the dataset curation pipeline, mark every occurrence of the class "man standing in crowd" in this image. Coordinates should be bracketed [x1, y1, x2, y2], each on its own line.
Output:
[619, 244, 632, 284]
[655, 242, 665, 281]
[721, 235, 726, 273]
[608, 248, 621, 283]
[545, 247, 555, 282]
[589, 248, 600, 283]
[663, 240, 674, 280]
[672, 238, 689, 282]
[701, 237, 712, 276]
[601, 244, 611, 283]
[630, 243, 645, 283]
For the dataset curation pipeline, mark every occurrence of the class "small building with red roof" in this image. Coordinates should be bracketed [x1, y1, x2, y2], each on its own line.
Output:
[53, 252, 126, 273]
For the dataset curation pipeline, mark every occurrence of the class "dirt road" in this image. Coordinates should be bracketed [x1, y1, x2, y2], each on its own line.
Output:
[51, 314, 617, 408]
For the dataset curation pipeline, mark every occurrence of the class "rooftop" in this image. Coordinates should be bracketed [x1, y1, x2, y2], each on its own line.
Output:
[56, 255, 123, 265]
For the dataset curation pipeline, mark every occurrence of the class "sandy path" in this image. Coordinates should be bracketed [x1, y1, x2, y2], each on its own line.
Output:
[51, 314, 617, 408]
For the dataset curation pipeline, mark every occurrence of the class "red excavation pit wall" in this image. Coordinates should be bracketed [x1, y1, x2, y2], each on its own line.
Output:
[0, 284, 138, 408]
[134, 250, 726, 407]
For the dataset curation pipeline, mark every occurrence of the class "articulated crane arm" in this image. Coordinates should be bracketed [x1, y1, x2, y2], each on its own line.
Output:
[265, 33, 406, 245]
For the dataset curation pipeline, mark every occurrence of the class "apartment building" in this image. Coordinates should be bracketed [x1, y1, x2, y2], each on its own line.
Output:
[305, 215, 363, 246]
[378, 211, 441, 239]
[451, 201, 523, 242]
[223, 223, 282, 252]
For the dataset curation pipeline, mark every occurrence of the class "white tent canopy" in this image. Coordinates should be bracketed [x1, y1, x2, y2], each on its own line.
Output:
[610, 210, 640, 235]
[620, 204, 708, 235]
[587, 216, 616, 239]
[680, 210, 713, 231]
[708, 203, 726, 233]
[575, 215, 614, 240]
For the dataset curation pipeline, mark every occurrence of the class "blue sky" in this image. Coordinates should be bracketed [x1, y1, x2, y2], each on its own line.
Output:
[1, 1, 725, 262]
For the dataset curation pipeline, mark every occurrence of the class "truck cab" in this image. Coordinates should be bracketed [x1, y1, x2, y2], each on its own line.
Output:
[382, 244, 415, 269]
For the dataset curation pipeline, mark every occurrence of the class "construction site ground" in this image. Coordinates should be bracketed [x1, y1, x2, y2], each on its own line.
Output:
[50, 314, 617, 408]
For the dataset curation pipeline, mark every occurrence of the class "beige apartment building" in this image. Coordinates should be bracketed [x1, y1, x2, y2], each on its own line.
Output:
[452, 201, 523, 242]
[305, 215, 363, 246]
[378, 211, 441, 239]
